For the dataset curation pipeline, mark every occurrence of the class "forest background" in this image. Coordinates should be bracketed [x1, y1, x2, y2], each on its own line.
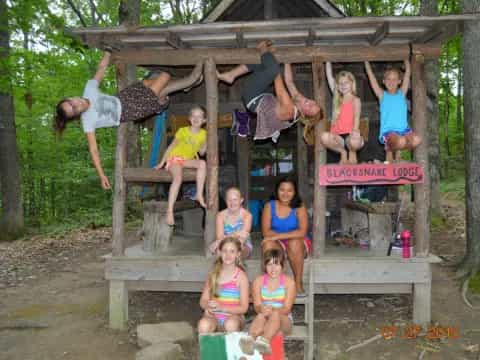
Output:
[0, 0, 468, 235]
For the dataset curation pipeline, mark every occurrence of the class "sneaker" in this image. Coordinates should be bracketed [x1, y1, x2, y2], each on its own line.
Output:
[234, 110, 250, 137]
[254, 336, 271, 355]
[239, 335, 255, 355]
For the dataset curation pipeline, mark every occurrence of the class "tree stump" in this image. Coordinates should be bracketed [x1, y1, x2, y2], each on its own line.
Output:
[142, 200, 173, 254]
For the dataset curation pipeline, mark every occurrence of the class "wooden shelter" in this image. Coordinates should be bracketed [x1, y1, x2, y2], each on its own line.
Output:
[72, 1, 476, 357]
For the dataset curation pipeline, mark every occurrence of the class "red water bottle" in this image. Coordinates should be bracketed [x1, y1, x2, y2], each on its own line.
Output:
[401, 230, 411, 259]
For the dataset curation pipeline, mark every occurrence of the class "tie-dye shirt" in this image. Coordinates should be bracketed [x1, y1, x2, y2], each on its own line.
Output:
[261, 273, 286, 309]
[213, 267, 242, 325]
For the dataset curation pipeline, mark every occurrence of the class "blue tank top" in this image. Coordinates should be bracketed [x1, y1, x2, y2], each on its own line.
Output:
[379, 90, 409, 143]
[270, 200, 298, 233]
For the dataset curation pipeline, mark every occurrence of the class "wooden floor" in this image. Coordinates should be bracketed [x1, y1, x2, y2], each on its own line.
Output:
[105, 232, 438, 329]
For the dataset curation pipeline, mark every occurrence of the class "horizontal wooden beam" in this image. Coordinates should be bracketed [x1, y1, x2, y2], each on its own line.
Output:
[112, 44, 441, 66]
[123, 168, 197, 183]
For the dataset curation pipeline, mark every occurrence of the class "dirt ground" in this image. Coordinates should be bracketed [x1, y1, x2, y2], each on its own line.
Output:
[1, 198, 479, 360]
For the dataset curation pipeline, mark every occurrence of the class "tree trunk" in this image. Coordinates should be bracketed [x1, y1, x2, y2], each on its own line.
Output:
[0, 0, 24, 240]
[456, 40, 463, 132]
[459, 0, 480, 277]
[420, 0, 441, 217]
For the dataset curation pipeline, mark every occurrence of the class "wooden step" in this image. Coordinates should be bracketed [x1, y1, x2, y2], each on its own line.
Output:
[285, 325, 308, 341]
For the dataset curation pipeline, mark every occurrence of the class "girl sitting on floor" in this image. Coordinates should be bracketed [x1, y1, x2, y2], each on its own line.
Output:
[210, 187, 253, 259]
[198, 237, 249, 334]
[239, 248, 295, 355]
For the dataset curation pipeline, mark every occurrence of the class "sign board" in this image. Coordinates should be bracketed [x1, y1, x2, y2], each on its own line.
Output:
[318, 163, 424, 186]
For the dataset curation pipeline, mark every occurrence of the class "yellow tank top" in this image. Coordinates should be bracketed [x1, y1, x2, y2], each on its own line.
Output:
[168, 126, 206, 160]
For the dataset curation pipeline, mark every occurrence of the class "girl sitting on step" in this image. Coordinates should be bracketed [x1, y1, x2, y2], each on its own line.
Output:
[210, 187, 253, 259]
[155, 105, 207, 226]
[198, 237, 249, 334]
[239, 248, 295, 355]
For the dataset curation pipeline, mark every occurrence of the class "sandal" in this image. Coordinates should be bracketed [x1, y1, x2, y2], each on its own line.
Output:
[239, 335, 255, 355]
[254, 336, 271, 355]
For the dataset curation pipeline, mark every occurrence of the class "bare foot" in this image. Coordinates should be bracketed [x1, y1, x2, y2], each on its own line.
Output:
[256, 40, 274, 54]
[216, 70, 235, 84]
[195, 196, 207, 208]
[166, 211, 175, 226]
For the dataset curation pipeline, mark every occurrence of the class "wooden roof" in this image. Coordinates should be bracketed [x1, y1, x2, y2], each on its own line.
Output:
[203, 0, 344, 22]
[71, 15, 476, 66]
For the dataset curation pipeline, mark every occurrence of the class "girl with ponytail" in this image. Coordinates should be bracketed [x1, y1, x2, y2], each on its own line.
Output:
[198, 237, 249, 333]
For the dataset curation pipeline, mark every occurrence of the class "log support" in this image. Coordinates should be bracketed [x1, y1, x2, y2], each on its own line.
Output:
[312, 58, 327, 257]
[204, 58, 219, 256]
[112, 63, 129, 257]
[142, 201, 173, 253]
[412, 53, 430, 256]
[109, 280, 128, 330]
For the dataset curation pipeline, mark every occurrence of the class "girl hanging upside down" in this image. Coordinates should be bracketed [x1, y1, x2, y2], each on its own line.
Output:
[217, 40, 322, 142]
[54, 50, 203, 190]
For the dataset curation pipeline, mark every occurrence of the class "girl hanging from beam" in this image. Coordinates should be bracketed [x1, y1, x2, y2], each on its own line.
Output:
[217, 40, 323, 142]
[54, 50, 203, 190]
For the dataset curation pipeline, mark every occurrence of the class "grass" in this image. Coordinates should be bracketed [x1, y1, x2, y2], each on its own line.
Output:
[469, 272, 480, 294]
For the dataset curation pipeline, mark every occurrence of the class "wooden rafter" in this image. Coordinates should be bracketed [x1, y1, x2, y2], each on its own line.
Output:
[413, 25, 444, 44]
[166, 31, 190, 49]
[369, 22, 389, 46]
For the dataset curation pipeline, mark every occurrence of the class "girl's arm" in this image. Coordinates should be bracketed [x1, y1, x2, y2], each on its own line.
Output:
[262, 206, 308, 242]
[364, 61, 383, 100]
[401, 59, 411, 96]
[352, 97, 362, 132]
[261, 202, 277, 238]
[239, 210, 252, 238]
[325, 62, 336, 94]
[199, 279, 212, 311]
[277, 276, 296, 316]
[86, 132, 111, 189]
[93, 52, 111, 83]
[198, 141, 207, 156]
[219, 271, 250, 315]
[155, 139, 178, 169]
[252, 276, 265, 314]
[215, 211, 226, 242]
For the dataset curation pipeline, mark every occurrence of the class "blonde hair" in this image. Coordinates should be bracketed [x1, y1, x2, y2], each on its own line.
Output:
[208, 237, 245, 298]
[332, 71, 357, 122]
[300, 107, 324, 146]
[225, 186, 242, 200]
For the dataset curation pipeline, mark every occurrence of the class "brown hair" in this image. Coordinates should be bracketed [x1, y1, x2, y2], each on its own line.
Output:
[208, 237, 245, 297]
[262, 248, 285, 272]
[383, 66, 403, 80]
[53, 99, 77, 135]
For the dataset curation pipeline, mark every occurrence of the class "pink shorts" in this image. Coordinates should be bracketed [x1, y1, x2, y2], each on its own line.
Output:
[279, 237, 312, 258]
[165, 156, 186, 170]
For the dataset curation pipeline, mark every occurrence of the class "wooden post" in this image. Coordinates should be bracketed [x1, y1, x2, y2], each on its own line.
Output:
[109, 280, 128, 329]
[112, 63, 128, 257]
[205, 58, 219, 255]
[236, 137, 250, 205]
[312, 58, 327, 257]
[297, 123, 309, 206]
[412, 53, 430, 257]
[413, 264, 432, 328]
